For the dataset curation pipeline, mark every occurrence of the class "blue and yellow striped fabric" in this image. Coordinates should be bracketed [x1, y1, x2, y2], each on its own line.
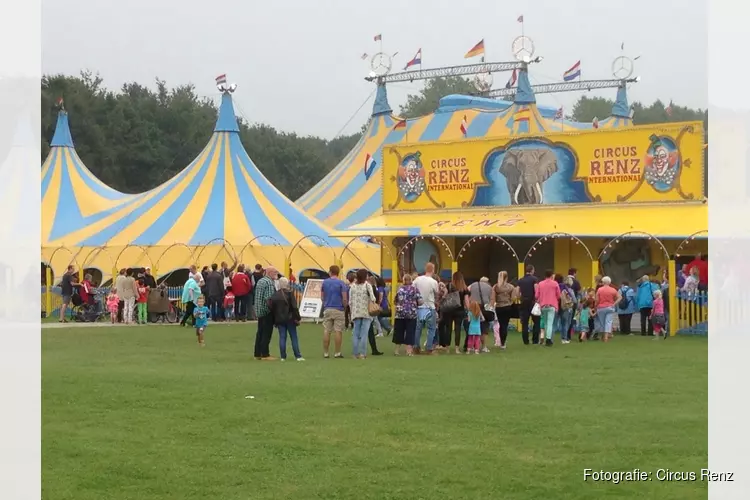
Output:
[297, 69, 633, 231]
[42, 94, 379, 280]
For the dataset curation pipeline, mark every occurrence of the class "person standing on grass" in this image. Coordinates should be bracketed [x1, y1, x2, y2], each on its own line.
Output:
[254, 267, 279, 361]
[636, 275, 658, 336]
[58, 265, 77, 322]
[136, 278, 149, 325]
[595, 276, 621, 343]
[249, 264, 264, 320]
[413, 262, 439, 354]
[535, 270, 561, 346]
[121, 269, 138, 325]
[344, 271, 356, 330]
[106, 289, 119, 324]
[114, 268, 127, 323]
[467, 276, 493, 352]
[180, 272, 202, 327]
[348, 269, 376, 359]
[650, 289, 667, 339]
[321, 265, 348, 359]
[491, 270, 515, 350]
[206, 263, 225, 321]
[617, 280, 637, 335]
[231, 264, 252, 322]
[466, 301, 483, 354]
[516, 265, 540, 345]
[193, 296, 209, 347]
[270, 277, 305, 362]
[392, 273, 422, 356]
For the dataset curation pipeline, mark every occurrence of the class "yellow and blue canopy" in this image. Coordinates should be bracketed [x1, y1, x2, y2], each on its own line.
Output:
[297, 68, 633, 231]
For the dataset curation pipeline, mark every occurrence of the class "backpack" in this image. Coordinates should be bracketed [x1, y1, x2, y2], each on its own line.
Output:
[560, 289, 575, 310]
[618, 288, 631, 310]
[441, 290, 461, 314]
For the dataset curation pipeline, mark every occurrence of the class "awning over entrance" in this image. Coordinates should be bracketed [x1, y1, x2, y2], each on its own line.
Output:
[330, 202, 708, 239]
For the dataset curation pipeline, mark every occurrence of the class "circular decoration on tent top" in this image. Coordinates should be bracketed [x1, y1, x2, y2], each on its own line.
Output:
[396, 152, 426, 202]
[370, 52, 392, 77]
[473, 72, 493, 92]
[511, 36, 535, 63]
[611, 56, 634, 80]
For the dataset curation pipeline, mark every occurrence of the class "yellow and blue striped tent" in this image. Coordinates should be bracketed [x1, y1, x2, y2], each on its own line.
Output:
[42, 93, 378, 282]
[297, 67, 633, 230]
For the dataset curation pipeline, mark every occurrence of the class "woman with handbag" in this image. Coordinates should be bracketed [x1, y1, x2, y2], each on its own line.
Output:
[269, 277, 305, 361]
[349, 269, 378, 359]
[492, 271, 517, 350]
[441, 272, 471, 354]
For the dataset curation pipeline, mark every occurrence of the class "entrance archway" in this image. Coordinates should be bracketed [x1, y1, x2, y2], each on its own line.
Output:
[396, 235, 454, 280]
[457, 235, 520, 281]
[288, 235, 336, 279]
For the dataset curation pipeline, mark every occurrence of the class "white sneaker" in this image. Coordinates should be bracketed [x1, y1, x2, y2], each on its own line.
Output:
[281, 358, 286, 362]
[296, 357, 305, 362]
[481, 347, 491, 353]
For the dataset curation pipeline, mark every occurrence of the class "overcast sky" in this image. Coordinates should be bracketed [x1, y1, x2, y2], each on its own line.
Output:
[42, 0, 707, 139]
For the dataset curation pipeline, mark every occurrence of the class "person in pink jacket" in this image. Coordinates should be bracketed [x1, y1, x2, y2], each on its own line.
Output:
[536, 269, 561, 346]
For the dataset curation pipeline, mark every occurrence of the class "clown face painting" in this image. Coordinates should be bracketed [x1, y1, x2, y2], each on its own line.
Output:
[644, 135, 680, 192]
[397, 153, 426, 202]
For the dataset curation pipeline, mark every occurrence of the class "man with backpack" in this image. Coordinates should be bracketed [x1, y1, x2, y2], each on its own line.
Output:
[617, 280, 637, 334]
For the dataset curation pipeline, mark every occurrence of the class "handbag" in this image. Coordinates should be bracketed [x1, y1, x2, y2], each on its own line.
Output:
[366, 283, 381, 317]
[441, 290, 461, 314]
[531, 302, 542, 317]
[477, 284, 495, 322]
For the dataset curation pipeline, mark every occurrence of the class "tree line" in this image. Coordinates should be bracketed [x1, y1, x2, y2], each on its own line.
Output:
[42, 73, 707, 200]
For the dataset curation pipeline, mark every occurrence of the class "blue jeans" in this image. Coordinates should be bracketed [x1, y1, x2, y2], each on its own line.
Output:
[414, 307, 437, 350]
[352, 318, 373, 357]
[557, 308, 574, 341]
[541, 306, 557, 340]
[278, 322, 302, 360]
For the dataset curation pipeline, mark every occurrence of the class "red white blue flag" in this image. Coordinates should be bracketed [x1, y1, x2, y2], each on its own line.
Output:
[215, 74, 227, 85]
[404, 49, 422, 70]
[364, 153, 377, 179]
[460, 115, 468, 136]
[562, 61, 581, 82]
[505, 68, 518, 89]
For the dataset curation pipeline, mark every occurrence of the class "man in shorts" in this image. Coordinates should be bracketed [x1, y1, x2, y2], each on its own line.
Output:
[321, 265, 348, 359]
[59, 265, 76, 322]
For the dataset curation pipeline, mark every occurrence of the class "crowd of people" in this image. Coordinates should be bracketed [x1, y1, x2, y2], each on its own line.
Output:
[55, 251, 707, 359]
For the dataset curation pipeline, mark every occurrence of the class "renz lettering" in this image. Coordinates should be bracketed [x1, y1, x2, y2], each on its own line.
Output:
[588, 145, 641, 183]
[426, 156, 473, 191]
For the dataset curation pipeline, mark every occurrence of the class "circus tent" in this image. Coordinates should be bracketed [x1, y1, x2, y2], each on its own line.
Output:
[41, 92, 378, 281]
[296, 66, 634, 231]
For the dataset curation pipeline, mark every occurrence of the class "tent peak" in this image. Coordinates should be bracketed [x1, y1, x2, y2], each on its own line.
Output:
[214, 92, 240, 133]
[514, 65, 536, 105]
[372, 82, 392, 116]
[50, 110, 74, 148]
[611, 83, 631, 118]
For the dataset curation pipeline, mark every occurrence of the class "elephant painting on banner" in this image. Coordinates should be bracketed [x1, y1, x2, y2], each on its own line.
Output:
[499, 148, 558, 205]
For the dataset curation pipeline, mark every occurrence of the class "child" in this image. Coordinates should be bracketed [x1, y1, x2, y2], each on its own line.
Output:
[223, 286, 235, 320]
[466, 300, 483, 354]
[650, 289, 666, 339]
[106, 289, 119, 324]
[193, 296, 209, 347]
[136, 279, 149, 325]
[579, 289, 596, 342]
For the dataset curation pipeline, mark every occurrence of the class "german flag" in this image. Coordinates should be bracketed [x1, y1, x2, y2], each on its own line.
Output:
[464, 39, 485, 59]
[393, 118, 407, 130]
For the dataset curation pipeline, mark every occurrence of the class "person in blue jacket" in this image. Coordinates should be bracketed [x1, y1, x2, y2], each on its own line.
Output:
[617, 280, 638, 334]
[636, 275, 660, 336]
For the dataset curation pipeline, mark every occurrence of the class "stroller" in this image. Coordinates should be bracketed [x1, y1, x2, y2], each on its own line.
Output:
[71, 289, 107, 323]
[148, 283, 179, 323]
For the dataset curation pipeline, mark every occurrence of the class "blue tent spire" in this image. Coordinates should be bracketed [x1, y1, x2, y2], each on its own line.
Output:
[214, 92, 240, 133]
[50, 111, 74, 147]
[372, 82, 392, 116]
[514, 65, 536, 105]
[611, 83, 631, 118]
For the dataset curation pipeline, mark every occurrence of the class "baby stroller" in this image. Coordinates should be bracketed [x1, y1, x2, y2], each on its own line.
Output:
[71, 289, 107, 323]
[148, 283, 179, 323]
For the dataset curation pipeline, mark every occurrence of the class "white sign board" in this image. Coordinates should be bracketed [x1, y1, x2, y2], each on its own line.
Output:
[299, 279, 324, 318]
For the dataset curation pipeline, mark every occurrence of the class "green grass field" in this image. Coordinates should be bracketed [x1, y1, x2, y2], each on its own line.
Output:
[42, 324, 707, 500]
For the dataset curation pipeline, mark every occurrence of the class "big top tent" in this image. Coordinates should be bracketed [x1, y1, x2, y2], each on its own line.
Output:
[42, 90, 379, 282]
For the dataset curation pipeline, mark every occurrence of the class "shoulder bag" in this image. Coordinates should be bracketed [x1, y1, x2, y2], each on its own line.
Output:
[477, 284, 495, 322]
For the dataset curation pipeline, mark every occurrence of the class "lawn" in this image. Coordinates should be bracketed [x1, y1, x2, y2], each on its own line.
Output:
[42, 324, 707, 500]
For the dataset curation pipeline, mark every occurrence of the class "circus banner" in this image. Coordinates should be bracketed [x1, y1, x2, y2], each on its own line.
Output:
[382, 121, 705, 211]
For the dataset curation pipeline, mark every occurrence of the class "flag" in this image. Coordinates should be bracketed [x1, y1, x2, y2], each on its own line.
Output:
[404, 49, 422, 70]
[513, 108, 531, 122]
[393, 119, 407, 130]
[464, 39, 485, 58]
[665, 101, 673, 117]
[592, 117, 599, 129]
[364, 154, 377, 179]
[56, 96, 64, 107]
[361, 53, 368, 60]
[629, 108, 635, 119]
[621, 42, 624, 50]
[562, 61, 581, 81]
[460, 115, 468, 136]
[517, 15, 524, 22]
[215, 74, 227, 85]
[374, 34, 382, 42]
[554, 107, 563, 120]
[505, 68, 518, 88]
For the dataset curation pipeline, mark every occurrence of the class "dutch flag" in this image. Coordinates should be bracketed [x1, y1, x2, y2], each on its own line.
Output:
[460, 115, 468, 136]
[404, 49, 422, 70]
[215, 74, 227, 85]
[562, 61, 581, 82]
[364, 153, 377, 180]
